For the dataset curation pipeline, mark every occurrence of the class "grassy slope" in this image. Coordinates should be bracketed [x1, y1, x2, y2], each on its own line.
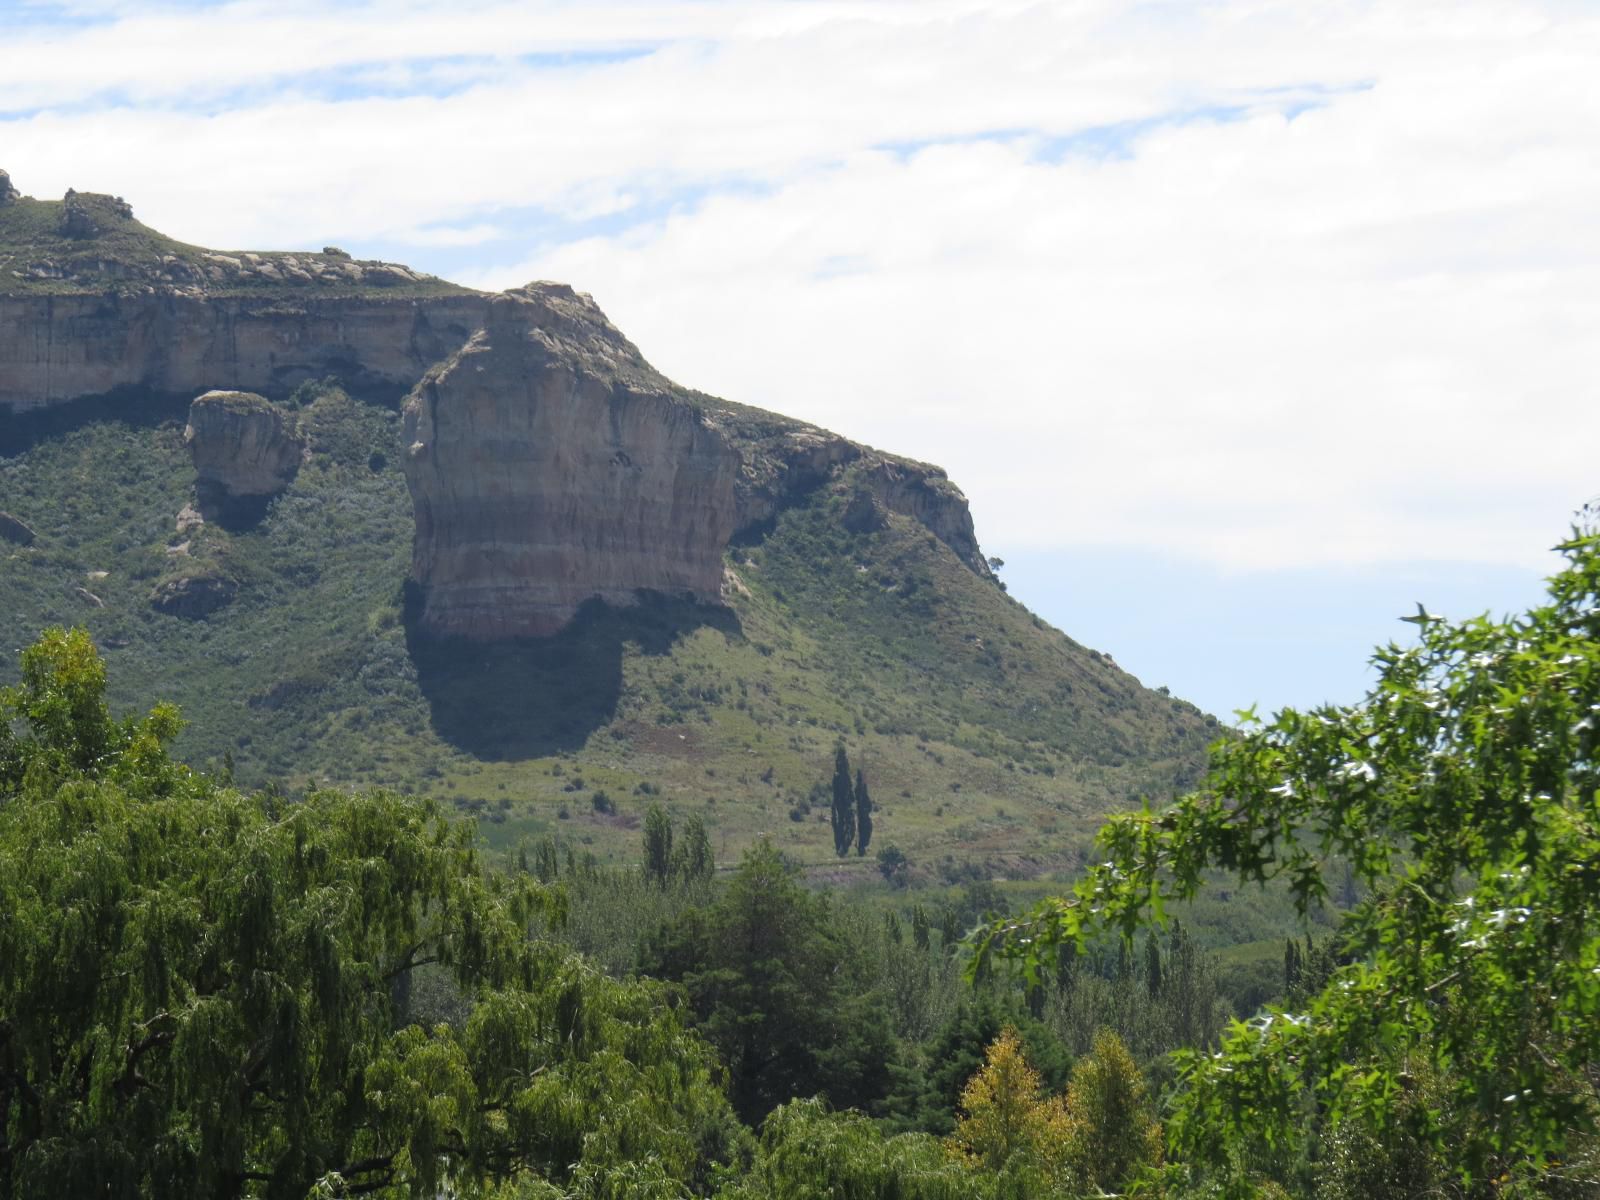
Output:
[0, 192, 468, 298]
[0, 383, 1222, 877]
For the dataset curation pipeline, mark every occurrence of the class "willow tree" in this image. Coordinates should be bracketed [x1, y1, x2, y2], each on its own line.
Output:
[0, 629, 742, 1199]
[975, 527, 1600, 1195]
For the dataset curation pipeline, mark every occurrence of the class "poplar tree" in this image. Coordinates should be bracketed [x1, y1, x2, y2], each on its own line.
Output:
[642, 802, 674, 885]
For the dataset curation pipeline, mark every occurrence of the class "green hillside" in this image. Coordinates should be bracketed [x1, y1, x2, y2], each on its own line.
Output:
[0, 378, 1219, 874]
[0, 187, 468, 297]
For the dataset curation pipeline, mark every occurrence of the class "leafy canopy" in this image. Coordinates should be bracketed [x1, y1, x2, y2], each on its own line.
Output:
[976, 528, 1600, 1193]
[0, 628, 741, 1199]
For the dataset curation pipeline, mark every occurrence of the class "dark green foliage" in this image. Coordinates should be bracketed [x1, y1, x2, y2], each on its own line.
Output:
[855, 767, 873, 856]
[830, 745, 856, 857]
[643, 839, 895, 1124]
[883, 997, 1070, 1137]
[0, 631, 745, 1199]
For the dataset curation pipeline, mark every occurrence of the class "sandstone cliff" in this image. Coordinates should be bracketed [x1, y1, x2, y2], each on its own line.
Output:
[403, 285, 743, 638]
[402, 283, 994, 639]
[1, 173, 994, 642]
[0, 173, 485, 412]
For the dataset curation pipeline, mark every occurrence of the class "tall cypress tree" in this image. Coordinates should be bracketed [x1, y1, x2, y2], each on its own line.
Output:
[854, 767, 873, 856]
[830, 745, 855, 857]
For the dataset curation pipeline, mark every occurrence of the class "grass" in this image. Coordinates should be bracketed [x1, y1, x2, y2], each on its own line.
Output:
[0, 375, 1227, 884]
[0, 192, 469, 298]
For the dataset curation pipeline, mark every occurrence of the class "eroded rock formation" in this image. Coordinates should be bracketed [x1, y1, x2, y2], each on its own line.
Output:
[403, 284, 742, 639]
[0, 292, 487, 412]
[1, 179, 995, 641]
[185, 390, 306, 518]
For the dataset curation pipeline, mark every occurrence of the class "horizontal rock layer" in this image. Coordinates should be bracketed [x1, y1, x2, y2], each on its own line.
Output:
[403, 285, 741, 639]
[0, 292, 486, 413]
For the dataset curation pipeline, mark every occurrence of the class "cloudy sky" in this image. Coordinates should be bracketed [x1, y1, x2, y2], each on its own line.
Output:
[4, 0, 1597, 716]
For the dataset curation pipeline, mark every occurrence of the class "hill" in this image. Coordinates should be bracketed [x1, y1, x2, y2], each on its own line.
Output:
[0, 171, 1221, 875]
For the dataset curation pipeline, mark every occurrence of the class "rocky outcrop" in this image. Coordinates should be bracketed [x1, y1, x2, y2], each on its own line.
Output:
[0, 291, 487, 412]
[854, 458, 988, 575]
[0, 510, 36, 545]
[149, 571, 237, 618]
[185, 390, 306, 517]
[0, 171, 18, 207]
[58, 189, 133, 240]
[403, 284, 742, 639]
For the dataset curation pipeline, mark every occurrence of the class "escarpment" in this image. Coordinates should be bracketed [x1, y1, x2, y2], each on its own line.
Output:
[0, 291, 486, 412]
[2, 173, 995, 643]
[0, 174, 484, 412]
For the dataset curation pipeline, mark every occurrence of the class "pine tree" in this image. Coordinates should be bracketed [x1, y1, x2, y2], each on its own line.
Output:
[854, 767, 873, 855]
[829, 745, 855, 857]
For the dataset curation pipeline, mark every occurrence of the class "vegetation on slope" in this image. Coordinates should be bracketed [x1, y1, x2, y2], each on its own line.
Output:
[0, 379, 1218, 875]
[0, 187, 469, 298]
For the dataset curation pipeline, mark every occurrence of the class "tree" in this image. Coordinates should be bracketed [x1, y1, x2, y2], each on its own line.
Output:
[642, 802, 674, 885]
[1058, 1029, 1163, 1193]
[643, 838, 894, 1123]
[877, 843, 909, 885]
[946, 1028, 1069, 1177]
[855, 768, 873, 856]
[0, 630, 743, 1199]
[830, 746, 855, 857]
[976, 526, 1600, 1193]
[673, 812, 715, 884]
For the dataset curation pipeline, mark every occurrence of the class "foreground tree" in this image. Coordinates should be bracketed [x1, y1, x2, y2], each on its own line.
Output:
[976, 527, 1600, 1195]
[0, 629, 743, 1199]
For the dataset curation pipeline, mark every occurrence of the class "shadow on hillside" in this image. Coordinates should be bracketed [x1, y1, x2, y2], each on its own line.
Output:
[404, 588, 741, 760]
[0, 385, 191, 456]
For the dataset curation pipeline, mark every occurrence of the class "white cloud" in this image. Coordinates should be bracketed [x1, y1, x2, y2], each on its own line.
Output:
[3, 0, 1598, 570]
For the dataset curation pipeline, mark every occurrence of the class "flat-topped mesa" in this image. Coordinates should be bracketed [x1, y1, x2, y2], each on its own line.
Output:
[402, 284, 742, 639]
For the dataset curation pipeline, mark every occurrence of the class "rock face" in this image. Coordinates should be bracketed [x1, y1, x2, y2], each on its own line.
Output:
[0, 292, 487, 413]
[0, 510, 36, 545]
[2, 182, 996, 641]
[185, 390, 306, 516]
[58, 189, 133, 240]
[403, 284, 742, 639]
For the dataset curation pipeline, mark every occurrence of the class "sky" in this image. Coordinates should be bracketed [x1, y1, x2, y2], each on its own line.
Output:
[3, 0, 1596, 718]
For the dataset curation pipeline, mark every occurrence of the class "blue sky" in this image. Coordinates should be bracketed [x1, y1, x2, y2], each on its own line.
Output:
[2, 0, 1596, 718]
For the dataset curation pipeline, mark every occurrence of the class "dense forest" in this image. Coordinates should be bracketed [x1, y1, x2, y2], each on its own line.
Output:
[3, 523, 1598, 1197]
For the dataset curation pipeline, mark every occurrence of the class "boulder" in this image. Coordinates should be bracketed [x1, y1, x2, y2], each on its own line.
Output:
[185, 391, 306, 522]
[0, 170, 18, 206]
[149, 572, 237, 619]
